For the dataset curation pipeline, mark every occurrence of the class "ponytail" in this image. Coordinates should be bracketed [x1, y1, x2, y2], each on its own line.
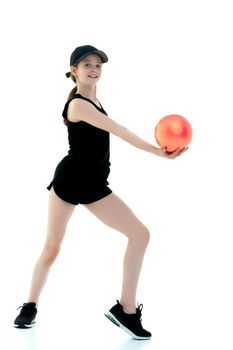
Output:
[67, 71, 77, 100]
[64, 73, 77, 125]
[67, 86, 77, 101]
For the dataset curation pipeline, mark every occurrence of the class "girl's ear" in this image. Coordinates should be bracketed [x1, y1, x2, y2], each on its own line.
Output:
[70, 66, 78, 77]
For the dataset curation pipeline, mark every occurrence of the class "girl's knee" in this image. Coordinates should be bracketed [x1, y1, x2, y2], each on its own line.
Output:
[129, 225, 150, 246]
[142, 226, 150, 246]
[42, 244, 61, 265]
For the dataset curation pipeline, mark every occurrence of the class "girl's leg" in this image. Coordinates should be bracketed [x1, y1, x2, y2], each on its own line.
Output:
[27, 188, 76, 304]
[84, 193, 150, 313]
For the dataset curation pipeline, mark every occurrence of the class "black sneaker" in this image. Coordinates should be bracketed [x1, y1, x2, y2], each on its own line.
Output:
[14, 302, 37, 328]
[105, 300, 151, 340]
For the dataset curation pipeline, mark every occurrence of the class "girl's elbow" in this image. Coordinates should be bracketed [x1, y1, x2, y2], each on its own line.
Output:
[116, 125, 128, 138]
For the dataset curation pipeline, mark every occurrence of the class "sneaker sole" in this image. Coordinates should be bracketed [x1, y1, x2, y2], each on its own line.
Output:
[14, 321, 36, 329]
[105, 311, 151, 340]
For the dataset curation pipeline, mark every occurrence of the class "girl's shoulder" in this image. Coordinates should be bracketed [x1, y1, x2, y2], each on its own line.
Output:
[62, 94, 107, 121]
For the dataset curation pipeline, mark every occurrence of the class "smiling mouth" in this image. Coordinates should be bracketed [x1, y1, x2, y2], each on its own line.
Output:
[88, 75, 98, 78]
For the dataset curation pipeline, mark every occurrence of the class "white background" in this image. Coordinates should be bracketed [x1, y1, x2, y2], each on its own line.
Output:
[0, 0, 232, 349]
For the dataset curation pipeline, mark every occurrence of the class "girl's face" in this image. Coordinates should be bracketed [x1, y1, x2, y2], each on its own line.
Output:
[72, 54, 103, 86]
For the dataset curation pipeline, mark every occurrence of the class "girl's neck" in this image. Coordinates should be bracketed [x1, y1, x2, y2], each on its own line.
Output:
[76, 86, 98, 103]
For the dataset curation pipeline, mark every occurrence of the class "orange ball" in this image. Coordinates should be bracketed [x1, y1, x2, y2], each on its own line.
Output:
[155, 114, 193, 152]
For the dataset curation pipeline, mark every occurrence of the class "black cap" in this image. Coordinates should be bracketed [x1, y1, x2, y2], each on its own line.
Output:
[66, 45, 108, 78]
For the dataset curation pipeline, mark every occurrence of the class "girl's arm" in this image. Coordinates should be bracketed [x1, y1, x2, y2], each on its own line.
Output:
[68, 99, 186, 159]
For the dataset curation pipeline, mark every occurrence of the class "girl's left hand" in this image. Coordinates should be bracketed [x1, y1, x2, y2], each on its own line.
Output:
[163, 147, 189, 159]
[155, 146, 188, 159]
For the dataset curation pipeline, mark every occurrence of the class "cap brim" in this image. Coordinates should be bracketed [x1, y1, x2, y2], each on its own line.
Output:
[91, 50, 108, 63]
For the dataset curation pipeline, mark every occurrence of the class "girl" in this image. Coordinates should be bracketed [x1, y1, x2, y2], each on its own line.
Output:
[14, 45, 186, 340]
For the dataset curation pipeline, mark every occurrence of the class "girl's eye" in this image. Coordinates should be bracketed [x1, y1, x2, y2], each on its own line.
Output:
[84, 63, 102, 69]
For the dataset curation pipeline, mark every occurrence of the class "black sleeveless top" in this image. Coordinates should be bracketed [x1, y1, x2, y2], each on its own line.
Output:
[47, 94, 111, 204]
[62, 93, 110, 179]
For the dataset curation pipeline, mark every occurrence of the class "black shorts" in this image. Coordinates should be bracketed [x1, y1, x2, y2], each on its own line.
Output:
[47, 182, 112, 205]
[47, 157, 112, 205]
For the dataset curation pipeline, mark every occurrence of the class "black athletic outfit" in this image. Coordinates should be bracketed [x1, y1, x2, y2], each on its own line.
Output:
[14, 94, 152, 338]
[47, 94, 112, 204]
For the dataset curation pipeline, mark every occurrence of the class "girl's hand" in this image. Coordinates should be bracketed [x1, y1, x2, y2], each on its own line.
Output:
[154, 146, 188, 159]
